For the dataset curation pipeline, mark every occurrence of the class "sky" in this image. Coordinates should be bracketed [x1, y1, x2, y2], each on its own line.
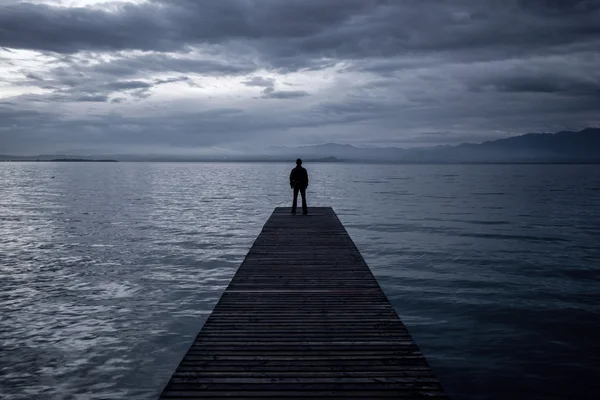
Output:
[1, 0, 599, 155]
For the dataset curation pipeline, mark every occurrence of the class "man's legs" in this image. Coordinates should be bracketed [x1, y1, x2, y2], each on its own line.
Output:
[300, 187, 308, 215]
[291, 186, 299, 214]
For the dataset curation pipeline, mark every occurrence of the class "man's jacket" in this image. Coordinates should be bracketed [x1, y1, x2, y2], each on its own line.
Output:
[290, 166, 309, 188]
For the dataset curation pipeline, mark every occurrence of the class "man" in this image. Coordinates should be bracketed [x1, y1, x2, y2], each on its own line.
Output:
[289, 158, 309, 215]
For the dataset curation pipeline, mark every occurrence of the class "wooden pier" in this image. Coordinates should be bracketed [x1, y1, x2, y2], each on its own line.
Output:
[160, 207, 446, 399]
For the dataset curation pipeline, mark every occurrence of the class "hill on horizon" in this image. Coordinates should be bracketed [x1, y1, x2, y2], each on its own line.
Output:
[270, 128, 600, 163]
[2, 128, 599, 163]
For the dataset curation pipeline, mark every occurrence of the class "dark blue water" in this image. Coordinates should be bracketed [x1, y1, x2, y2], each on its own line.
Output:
[1, 162, 599, 399]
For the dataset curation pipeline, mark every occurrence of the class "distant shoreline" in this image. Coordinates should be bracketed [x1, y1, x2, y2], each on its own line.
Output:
[2, 159, 599, 165]
[1, 159, 118, 162]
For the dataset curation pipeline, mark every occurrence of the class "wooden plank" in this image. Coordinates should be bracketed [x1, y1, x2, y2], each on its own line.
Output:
[159, 207, 446, 398]
[161, 389, 446, 398]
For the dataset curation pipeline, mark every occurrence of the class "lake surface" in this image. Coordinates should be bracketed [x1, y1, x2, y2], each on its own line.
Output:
[1, 162, 599, 400]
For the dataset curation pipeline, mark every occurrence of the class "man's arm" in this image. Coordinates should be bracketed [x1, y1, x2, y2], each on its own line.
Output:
[305, 168, 309, 187]
[289, 169, 294, 188]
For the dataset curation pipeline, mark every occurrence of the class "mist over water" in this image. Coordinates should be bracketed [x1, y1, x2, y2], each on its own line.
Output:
[1, 162, 599, 400]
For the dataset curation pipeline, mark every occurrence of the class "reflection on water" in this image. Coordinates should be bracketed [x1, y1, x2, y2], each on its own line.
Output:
[1, 162, 599, 400]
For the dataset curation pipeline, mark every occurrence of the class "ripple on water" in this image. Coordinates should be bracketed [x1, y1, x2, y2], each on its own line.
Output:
[1, 162, 600, 400]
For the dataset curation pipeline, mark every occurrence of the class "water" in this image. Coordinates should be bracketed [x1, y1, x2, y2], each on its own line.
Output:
[1, 162, 599, 400]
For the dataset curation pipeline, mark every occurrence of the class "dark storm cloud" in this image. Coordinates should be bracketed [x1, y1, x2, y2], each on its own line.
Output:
[463, 59, 600, 110]
[105, 80, 151, 90]
[14, 77, 155, 103]
[478, 74, 600, 98]
[3, 1, 599, 77]
[0, 105, 295, 153]
[25, 73, 43, 81]
[260, 89, 310, 100]
[1, 0, 599, 153]
[242, 77, 275, 88]
[1, 96, 395, 153]
[74, 94, 109, 102]
[245, 80, 311, 99]
[0, 0, 374, 55]
[262, 90, 310, 99]
[88, 53, 256, 77]
[0, 106, 50, 127]
[154, 76, 198, 86]
[1, 0, 599, 68]
[13, 72, 199, 105]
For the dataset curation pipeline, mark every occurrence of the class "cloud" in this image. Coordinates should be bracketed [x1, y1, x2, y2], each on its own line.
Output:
[74, 94, 109, 102]
[242, 77, 275, 87]
[88, 52, 256, 77]
[241, 76, 310, 99]
[154, 76, 198, 87]
[0, 0, 599, 154]
[25, 73, 43, 81]
[0, 106, 50, 128]
[2, 0, 595, 66]
[106, 80, 152, 90]
[0, 1, 375, 56]
[473, 72, 600, 98]
[262, 89, 310, 99]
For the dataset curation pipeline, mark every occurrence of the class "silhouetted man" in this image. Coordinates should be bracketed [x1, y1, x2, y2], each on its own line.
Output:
[290, 158, 309, 215]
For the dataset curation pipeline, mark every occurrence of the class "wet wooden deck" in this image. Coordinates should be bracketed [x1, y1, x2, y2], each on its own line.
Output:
[159, 207, 446, 399]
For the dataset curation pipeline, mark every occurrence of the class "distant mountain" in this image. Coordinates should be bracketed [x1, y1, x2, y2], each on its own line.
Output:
[267, 143, 406, 161]
[274, 128, 600, 163]
[404, 127, 600, 163]
[2, 128, 598, 163]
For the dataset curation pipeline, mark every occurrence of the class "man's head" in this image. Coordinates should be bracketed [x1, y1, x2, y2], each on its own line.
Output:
[296, 158, 302, 166]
